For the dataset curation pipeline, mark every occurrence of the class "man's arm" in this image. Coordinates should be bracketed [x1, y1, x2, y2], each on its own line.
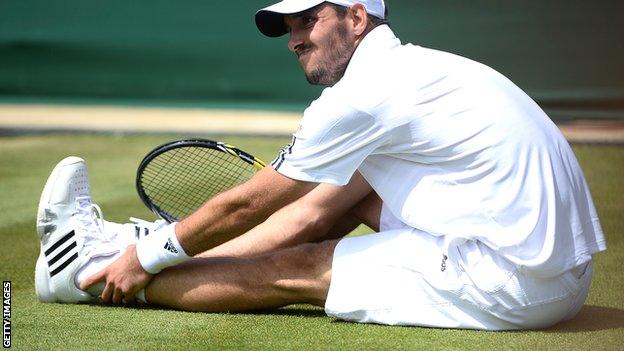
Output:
[177, 166, 316, 255]
[200, 171, 375, 258]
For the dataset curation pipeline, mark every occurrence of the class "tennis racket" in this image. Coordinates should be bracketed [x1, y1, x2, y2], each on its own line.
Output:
[136, 139, 266, 222]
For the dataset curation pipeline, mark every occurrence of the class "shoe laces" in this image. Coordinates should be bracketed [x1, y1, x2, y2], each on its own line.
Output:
[74, 196, 109, 252]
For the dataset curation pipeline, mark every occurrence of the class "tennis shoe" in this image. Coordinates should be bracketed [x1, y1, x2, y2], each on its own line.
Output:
[35, 157, 122, 303]
[101, 217, 168, 247]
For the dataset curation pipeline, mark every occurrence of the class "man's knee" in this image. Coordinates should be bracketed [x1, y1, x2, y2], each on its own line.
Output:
[347, 191, 382, 232]
[331, 191, 382, 235]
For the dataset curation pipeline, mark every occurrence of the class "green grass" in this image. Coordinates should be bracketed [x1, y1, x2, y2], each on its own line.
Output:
[1, 134, 623, 350]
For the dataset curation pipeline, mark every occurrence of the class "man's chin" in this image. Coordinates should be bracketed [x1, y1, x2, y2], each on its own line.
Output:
[304, 69, 333, 87]
[305, 75, 322, 86]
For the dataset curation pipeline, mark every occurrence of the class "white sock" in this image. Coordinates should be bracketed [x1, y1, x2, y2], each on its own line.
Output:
[75, 252, 148, 303]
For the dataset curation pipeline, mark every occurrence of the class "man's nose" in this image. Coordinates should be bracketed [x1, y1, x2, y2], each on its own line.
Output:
[288, 30, 303, 53]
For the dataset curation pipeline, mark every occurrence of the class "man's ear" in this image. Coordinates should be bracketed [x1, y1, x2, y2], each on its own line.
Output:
[349, 3, 369, 36]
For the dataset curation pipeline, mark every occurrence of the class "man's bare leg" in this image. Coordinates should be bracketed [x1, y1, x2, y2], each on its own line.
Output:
[146, 240, 338, 312]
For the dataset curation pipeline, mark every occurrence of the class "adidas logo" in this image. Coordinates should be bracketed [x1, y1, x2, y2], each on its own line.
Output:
[163, 238, 179, 254]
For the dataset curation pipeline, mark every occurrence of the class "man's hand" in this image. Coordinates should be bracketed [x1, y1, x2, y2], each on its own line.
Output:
[80, 245, 153, 304]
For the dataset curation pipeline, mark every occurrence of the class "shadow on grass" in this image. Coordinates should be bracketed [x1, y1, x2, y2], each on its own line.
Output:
[79, 302, 624, 332]
[548, 305, 624, 332]
[84, 302, 328, 319]
[247, 306, 327, 318]
[327, 305, 624, 332]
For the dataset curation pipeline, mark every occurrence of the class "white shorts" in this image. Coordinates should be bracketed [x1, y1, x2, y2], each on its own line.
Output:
[324, 205, 593, 330]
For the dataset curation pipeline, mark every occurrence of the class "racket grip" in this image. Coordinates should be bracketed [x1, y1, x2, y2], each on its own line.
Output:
[135, 222, 191, 274]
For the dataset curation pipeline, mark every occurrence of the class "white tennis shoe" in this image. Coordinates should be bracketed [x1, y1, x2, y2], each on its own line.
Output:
[35, 156, 122, 303]
[102, 217, 168, 248]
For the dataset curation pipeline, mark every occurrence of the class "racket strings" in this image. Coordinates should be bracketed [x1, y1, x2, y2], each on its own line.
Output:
[140, 146, 256, 220]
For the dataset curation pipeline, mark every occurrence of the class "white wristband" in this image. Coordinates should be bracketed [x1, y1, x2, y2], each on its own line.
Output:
[135, 222, 191, 274]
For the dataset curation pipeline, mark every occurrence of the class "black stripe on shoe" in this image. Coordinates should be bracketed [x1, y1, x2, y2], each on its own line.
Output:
[50, 252, 79, 277]
[47, 241, 77, 266]
[44, 231, 75, 257]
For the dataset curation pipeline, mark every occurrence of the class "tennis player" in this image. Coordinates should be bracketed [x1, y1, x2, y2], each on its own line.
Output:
[35, 0, 606, 330]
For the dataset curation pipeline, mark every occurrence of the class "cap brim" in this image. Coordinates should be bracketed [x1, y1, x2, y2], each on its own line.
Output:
[255, 10, 289, 37]
[255, 0, 325, 37]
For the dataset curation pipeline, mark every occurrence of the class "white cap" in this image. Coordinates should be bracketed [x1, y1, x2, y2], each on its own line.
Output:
[255, 0, 386, 37]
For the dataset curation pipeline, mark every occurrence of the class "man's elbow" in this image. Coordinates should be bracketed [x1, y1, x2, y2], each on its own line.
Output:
[220, 189, 273, 228]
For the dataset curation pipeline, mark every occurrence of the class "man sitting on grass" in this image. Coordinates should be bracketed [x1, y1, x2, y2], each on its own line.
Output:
[34, 0, 606, 330]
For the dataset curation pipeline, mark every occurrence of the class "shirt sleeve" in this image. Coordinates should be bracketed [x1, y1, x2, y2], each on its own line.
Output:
[271, 95, 388, 185]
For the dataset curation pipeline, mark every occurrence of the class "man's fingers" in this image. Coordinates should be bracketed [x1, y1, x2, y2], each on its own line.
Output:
[125, 287, 137, 304]
[79, 268, 107, 291]
[123, 292, 136, 305]
[101, 281, 113, 303]
[112, 287, 123, 305]
[124, 284, 143, 305]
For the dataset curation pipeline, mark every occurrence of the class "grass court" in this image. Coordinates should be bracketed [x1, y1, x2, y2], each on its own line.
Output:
[1, 133, 622, 350]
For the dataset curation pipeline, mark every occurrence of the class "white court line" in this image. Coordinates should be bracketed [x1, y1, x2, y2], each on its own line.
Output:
[1, 103, 623, 143]
[0, 104, 301, 136]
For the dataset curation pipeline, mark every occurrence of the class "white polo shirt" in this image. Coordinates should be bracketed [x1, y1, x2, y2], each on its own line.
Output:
[272, 25, 606, 278]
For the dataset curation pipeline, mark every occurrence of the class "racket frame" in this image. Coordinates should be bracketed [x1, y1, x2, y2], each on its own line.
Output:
[136, 138, 265, 222]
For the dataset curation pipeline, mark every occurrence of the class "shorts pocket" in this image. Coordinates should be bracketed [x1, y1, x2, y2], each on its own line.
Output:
[457, 242, 576, 314]
[467, 252, 516, 294]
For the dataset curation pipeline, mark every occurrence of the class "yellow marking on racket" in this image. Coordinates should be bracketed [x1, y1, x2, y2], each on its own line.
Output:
[219, 142, 265, 170]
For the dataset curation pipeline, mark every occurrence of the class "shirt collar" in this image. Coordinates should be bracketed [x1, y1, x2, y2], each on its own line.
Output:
[342, 25, 401, 79]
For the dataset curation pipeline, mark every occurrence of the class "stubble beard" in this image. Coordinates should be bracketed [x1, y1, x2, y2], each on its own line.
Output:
[304, 24, 355, 86]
